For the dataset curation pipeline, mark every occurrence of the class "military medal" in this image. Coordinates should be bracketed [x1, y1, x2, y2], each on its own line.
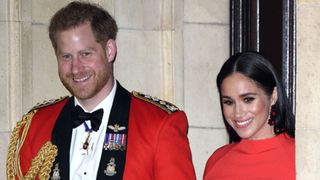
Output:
[104, 157, 117, 176]
[104, 124, 127, 151]
[82, 133, 92, 154]
[82, 122, 93, 155]
[51, 163, 61, 180]
[107, 124, 126, 132]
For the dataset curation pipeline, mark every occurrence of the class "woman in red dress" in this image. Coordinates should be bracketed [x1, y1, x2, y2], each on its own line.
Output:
[203, 52, 295, 180]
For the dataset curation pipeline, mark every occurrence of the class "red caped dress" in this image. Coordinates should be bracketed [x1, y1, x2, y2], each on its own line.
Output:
[203, 133, 295, 180]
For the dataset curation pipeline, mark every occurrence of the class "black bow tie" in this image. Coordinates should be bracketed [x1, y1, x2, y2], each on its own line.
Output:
[72, 105, 104, 131]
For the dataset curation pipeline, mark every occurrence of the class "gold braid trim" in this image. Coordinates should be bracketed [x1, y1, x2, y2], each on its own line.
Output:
[132, 91, 179, 114]
[6, 110, 58, 180]
[24, 142, 58, 180]
[6, 111, 35, 179]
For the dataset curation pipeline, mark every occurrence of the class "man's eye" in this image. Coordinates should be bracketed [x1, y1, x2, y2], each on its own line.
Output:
[62, 54, 72, 60]
[81, 52, 91, 57]
[244, 97, 255, 103]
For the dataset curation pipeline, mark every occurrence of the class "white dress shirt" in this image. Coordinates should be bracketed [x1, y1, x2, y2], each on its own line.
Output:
[69, 81, 117, 180]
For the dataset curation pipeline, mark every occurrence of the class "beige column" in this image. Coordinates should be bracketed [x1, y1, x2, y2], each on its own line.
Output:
[296, 0, 320, 179]
[0, 0, 23, 176]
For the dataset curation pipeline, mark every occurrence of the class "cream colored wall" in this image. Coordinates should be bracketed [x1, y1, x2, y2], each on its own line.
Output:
[2, 0, 317, 179]
[296, 0, 320, 179]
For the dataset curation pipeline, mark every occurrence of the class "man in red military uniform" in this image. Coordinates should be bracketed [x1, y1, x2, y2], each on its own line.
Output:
[6, 1, 196, 180]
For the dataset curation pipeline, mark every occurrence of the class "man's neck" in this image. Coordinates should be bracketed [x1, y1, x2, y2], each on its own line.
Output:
[76, 79, 116, 111]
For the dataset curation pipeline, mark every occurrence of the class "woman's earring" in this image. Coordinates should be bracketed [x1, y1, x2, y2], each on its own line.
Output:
[268, 105, 276, 126]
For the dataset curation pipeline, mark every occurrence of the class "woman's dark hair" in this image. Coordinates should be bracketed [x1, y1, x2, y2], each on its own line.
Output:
[216, 51, 295, 143]
[48, 1, 118, 52]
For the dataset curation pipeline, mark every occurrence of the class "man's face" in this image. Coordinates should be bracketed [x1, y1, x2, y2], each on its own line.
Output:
[55, 22, 116, 105]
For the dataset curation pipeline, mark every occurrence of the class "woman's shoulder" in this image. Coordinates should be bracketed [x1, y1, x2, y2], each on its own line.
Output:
[210, 143, 237, 159]
[278, 133, 295, 155]
[204, 143, 238, 170]
[283, 133, 295, 144]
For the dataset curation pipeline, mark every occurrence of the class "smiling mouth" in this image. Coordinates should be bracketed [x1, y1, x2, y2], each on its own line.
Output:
[235, 118, 253, 127]
[73, 75, 91, 82]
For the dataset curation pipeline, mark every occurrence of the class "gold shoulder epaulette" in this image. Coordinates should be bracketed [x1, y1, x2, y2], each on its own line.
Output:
[29, 96, 68, 112]
[132, 91, 179, 114]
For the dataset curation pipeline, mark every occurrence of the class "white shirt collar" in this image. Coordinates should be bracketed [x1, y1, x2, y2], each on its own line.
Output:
[74, 79, 117, 126]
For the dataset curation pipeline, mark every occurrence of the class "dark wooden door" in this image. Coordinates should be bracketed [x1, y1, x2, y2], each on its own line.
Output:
[230, 0, 296, 113]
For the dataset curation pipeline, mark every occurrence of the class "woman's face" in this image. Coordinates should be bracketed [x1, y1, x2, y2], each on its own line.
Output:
[220, 72, 277, 140]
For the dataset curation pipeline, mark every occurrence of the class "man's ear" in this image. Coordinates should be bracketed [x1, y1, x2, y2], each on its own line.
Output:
[106, 39, 117, 63]
[271, 87, 278, 105]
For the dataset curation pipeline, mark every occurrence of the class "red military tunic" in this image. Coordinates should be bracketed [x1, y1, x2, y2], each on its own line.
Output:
[10, 84, 196, 180]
